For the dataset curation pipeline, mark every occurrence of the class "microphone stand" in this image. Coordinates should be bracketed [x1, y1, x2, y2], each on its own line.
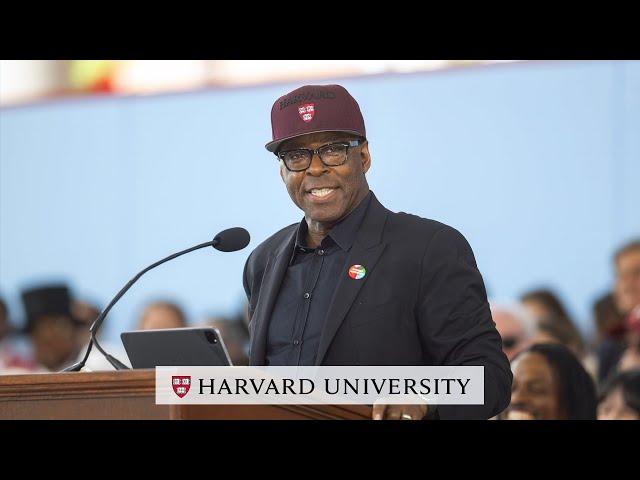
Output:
[62, 240, 217, 372]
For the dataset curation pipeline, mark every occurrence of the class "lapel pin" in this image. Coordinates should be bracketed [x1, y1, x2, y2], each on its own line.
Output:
[348, 264, 366, 280]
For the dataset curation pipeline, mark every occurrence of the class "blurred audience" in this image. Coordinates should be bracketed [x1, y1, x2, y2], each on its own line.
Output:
[596, 239, 640, 383]
[138, 301, 187, 330]
[490, 302, 535, 361]
[597, 369, 640, 420]
[505, 343, 597, 420]
[1, 238, 638, 422]
[20, 284, 79, 371]
[1, 288, 125, 373]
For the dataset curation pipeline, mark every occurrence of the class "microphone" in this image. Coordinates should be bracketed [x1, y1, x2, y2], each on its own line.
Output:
[62, 227, 250, 372]
[212, 227, 251, 252]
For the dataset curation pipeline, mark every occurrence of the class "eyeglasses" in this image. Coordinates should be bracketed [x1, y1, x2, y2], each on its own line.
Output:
[276, 139, 363, 172]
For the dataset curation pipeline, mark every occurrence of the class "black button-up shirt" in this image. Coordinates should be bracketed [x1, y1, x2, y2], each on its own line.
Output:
[265, 192, 372, 366]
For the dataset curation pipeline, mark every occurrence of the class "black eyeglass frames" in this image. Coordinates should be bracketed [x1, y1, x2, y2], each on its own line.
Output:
[276, 139, 363, 172]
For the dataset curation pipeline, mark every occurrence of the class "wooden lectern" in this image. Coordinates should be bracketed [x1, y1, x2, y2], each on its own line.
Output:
[0, 370, 371, 420]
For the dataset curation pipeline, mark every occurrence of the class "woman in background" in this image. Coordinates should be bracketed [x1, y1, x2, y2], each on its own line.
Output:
[505, 343, 597, 420]
[520, 289, 597, 378]
[520, 288, 585, 355]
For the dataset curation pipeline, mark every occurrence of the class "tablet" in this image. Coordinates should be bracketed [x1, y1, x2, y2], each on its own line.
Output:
[121, 327, 233, 368]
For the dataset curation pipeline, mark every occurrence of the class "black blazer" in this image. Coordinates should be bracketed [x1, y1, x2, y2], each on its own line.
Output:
[243, 192, 512, 419]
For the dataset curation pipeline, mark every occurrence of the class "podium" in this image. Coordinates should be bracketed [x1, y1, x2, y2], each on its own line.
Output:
[0, 370, 371, 420]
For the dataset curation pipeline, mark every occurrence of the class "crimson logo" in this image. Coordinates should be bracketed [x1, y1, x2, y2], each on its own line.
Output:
[171, 375, 191, 398]
[298, 103, 315, 122]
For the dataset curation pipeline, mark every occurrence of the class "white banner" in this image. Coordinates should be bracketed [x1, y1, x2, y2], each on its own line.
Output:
[155, 366, 484, 405]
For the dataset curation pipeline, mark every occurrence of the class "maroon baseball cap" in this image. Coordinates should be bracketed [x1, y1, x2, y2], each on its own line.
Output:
[265, 84, 366, 153]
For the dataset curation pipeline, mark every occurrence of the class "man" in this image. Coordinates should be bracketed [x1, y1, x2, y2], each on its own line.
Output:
[597, 240, 640, 382]
[243, 84, 511, 420]
[613, 240, 640, 318]
[21, 284, 79, 371]
[490, 302, 535, 361]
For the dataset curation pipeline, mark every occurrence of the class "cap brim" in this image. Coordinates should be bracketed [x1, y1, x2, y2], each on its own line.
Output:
[265, 129, 365, 153]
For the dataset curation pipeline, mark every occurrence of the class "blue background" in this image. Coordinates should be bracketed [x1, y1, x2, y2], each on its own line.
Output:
[1, 60, 639, 342]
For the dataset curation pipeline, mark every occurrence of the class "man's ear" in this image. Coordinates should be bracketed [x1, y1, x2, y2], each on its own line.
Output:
[279, 161, 286, 182]
[360, 141, 371, 174]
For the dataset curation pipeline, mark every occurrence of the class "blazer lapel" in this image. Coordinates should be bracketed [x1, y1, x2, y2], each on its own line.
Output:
[315, 193, 389, 365]
[249, 228, 297, 365]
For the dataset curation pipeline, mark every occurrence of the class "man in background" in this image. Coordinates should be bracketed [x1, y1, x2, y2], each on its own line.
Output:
[598, 240, 640, 382]
[21, 284, 79, 372]
[614, 240, 640, 319]
[490, 302, 535, 361]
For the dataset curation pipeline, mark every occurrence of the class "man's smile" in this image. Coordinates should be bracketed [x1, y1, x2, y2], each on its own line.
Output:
[305, 186, 339, 202]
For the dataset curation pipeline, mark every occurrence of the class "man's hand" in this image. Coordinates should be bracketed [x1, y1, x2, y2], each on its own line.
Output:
[371, 401, 428, 420]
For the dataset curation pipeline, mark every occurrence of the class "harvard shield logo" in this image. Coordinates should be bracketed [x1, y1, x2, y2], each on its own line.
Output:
[298, 103, 315, 122]
[171, 376, 191, 398]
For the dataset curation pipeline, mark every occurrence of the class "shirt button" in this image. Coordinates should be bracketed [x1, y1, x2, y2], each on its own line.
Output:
[318, 249, 325, 256]
[303, 292, 311, 299]
[293, 340, 300, 346]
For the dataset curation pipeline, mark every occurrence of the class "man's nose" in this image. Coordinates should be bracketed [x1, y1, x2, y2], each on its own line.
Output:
[306, 152, 329, 176]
